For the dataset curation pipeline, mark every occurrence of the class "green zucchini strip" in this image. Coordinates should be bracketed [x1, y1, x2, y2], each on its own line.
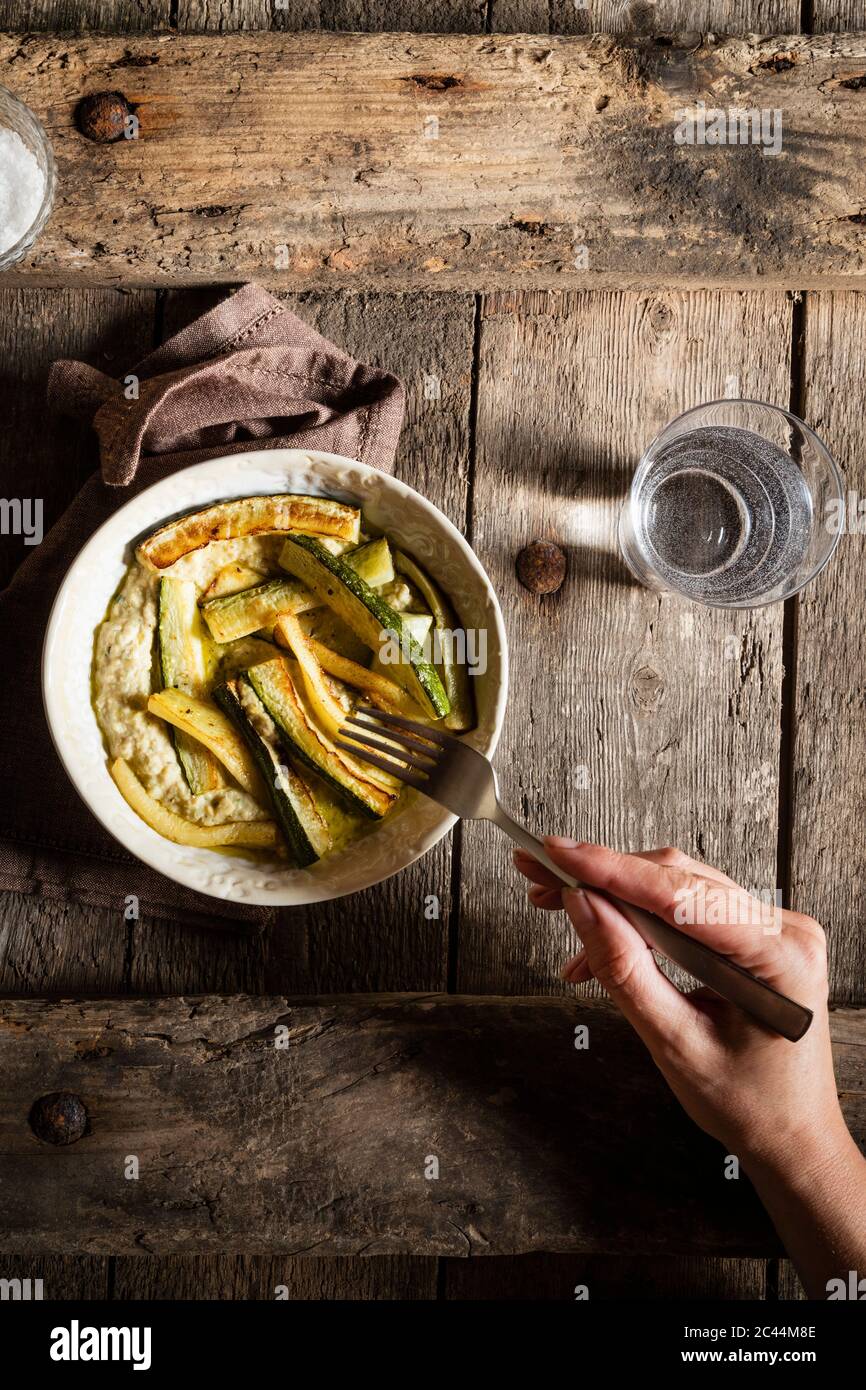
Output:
[213, 680, 331, 867]
[245, 658, 393, 819]
[393, 551, 476, 733]
[278, 535, 450, 719]
[201, 577, 317, 644]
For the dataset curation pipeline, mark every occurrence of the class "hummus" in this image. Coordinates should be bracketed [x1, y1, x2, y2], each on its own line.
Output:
[93, 535, 286, 827]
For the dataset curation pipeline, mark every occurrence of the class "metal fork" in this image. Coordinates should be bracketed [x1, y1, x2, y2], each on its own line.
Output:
[337, 706, 813, 1042]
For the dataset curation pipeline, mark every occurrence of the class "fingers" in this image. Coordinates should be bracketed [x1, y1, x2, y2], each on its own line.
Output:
[558, 885, 694, 1048]
[542, 840, 773, 964]
[514, 844, 736, 894]
[528, 882, 564, 910]
[561, 949, 593, 984]
[515, 842, 698, 1049]
[631, 847, 740, 889]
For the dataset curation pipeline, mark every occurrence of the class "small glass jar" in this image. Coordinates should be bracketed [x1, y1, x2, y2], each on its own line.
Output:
[0, 84, 56, 271]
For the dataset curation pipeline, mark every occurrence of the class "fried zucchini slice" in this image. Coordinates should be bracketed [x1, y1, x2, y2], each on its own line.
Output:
[202, 562, 266, 600]
[346, 536, 394, 587]
[278, 535, 450, 719]
[306, 639, 426, 717]
[245, 658, 393, 819]
[273, 615, 402, 793]
[214, 680, 331, 866]
[110, 758, 277, 849]
[393, 550, 476, 733]
[157, 578, 224, 794]
[201, 578, 316, 644]
[147, 688, 265, 799]
[137, 494, 361, 572]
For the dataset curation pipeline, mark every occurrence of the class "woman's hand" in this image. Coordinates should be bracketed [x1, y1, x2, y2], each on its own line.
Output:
[515, 839, 866, 1297]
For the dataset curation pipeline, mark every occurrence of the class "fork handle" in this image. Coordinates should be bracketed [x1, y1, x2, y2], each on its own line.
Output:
[494, 811, 813, 1043]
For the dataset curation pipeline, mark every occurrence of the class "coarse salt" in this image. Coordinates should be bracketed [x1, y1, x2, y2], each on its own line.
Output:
[0, 126, 45, 255]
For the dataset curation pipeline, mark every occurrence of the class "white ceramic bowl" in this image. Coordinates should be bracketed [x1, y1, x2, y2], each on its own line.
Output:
[42, 449, 509, 906]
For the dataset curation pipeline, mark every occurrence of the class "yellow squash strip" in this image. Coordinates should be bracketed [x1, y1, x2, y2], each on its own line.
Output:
[110, 758, 278, 849]
[147, 689, 266, 800]
[157, 578, 224, 794]
[137, 495, 361, 572]
[308, 639, 427, 717]
[274, 614, 356, 741]
[273, 620, 403, 794]
[202, 562, 265, 600]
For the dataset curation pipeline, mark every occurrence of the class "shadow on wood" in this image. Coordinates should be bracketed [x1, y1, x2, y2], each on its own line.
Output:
[1, 994, 861, 1256]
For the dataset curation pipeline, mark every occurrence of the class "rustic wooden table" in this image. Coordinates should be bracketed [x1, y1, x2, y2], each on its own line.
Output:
[0, 0, 864, 1302]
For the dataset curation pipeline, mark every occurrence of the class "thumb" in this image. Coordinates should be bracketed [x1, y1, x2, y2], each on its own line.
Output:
[559, 877, 693, 1051]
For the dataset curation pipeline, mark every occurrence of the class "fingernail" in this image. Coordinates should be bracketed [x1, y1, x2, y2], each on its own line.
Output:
[546, 835, 580, 848]
[562, 887, 598, 926]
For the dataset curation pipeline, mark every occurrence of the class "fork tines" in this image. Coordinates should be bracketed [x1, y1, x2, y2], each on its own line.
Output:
[335, 705, 446, 790]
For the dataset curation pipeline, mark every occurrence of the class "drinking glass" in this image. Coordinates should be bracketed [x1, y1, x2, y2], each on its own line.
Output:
[618, 400, 844, 608]
[0, 84, 56, 271]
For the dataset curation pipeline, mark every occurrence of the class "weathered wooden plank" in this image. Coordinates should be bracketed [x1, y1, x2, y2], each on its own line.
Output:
[457, 289, 790, 993]
[0, 1254, 108, 1298]
[790, 293, 866, 1007]
[0, 287, 165, 998]
[179, 0, 796, 37]
[778, 1259, 806, 1299]
[444, 1252, 767, 1298]
[814, 1, 866, 32]
[2, 1, 171, 28]
[113, 1252, 437, 1298]
[1, 994, 863, 1256]
[179, 1, 488, 30]
[3, 33, 866, 290]
[491, 0, 800, 34]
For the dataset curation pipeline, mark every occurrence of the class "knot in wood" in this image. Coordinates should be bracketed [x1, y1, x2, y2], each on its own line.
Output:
[630, 663, 665, 711]
[647, 299, 675, 335]
[29, 1091, 88, 1145]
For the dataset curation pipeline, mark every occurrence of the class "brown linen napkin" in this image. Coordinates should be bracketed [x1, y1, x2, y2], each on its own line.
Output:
[0, 285, 405, 930]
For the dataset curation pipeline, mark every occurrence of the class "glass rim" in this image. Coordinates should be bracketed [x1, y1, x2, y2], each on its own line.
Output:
[625, 397, 846, 608]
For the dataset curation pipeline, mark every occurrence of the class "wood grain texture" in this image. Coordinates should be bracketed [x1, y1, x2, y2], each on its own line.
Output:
[813, 1, 866, 31]
[113, 1252, 437, 1298]
[2, 993, 863, 1257]
[179, 1, 488, 30]
[3, 1, 171, 28]
[179, 0, 799, 36]
[457, 289, 790, 993]
[490, 0, 799, 34]
[777, 1259, 807, 1299]
[443, 1252, 768, 1298]
[3, 32, 866, 290]
[790, 294, 866, 1006]
[0, 1254, 108, 1298]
